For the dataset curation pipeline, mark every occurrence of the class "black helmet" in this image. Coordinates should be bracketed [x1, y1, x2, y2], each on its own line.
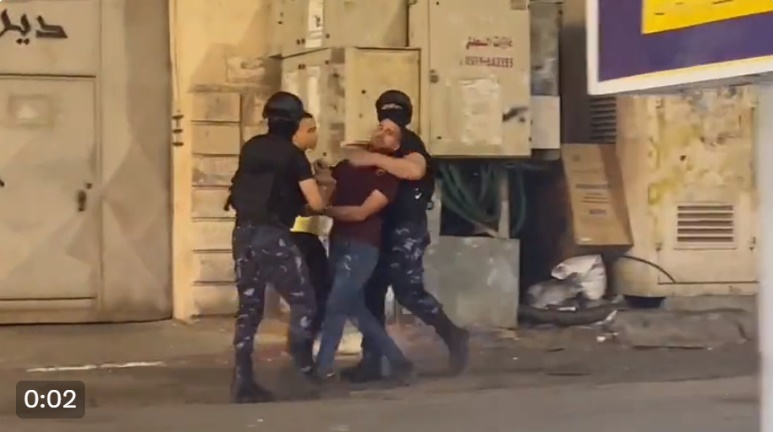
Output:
[262, 91, 305, 123]
[375, 89, 413, 119]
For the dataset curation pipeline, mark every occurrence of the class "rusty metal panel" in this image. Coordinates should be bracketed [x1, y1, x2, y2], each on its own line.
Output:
[410, 0, 531, 157]
[281, 47, 420, 162]
[649, 87, 757, 285]
[0, 0, 100, 76]
[280, 0, 407, 57]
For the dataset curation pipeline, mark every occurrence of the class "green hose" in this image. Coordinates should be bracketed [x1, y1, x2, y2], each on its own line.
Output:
[437, 161, 527, 238]
[511, 168, 527, 235]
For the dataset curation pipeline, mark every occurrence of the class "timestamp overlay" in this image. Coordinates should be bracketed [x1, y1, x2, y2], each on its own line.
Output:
[16, 380, 86, 419]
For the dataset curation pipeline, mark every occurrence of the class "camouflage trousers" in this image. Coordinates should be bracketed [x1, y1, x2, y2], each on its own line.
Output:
[361, 222, 444, 356]
[232, 222, 316, 369]
[288, 231, 331, 336]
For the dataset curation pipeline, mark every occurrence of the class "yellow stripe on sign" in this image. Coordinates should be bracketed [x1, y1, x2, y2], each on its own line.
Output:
[642, 0, 773, 34]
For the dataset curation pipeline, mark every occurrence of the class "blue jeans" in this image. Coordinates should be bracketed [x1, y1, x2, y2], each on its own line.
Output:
[315, 239, 409, 375]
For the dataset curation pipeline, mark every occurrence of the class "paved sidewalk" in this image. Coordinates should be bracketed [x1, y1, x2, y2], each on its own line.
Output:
[2, 377, 759, 432]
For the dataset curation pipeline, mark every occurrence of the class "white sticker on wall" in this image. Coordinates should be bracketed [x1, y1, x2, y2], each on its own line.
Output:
[457, 78, 503, 147]
[282, 70, 300, 95]
[306, 66, 321, 118]
[305, 0, 324, 48]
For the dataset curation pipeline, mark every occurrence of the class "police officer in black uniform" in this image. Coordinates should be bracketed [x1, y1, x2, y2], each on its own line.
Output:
[226, 91, 327, 403]
[341, 90, 470, 382]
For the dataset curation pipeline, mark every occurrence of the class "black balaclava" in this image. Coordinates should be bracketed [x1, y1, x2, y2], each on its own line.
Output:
[264, 91, 305, 139]
[375, 89, 413, 128]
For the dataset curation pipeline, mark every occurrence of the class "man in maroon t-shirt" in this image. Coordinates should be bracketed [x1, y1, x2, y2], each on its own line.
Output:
[313, 120, 413, 380]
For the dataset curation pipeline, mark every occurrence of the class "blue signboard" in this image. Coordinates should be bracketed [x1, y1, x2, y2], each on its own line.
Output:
[587, 0, 773, 94]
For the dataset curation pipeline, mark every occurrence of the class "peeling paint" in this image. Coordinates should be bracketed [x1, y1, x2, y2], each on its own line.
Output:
[615, 86, 758, 294]
[647, 86, 755, 207]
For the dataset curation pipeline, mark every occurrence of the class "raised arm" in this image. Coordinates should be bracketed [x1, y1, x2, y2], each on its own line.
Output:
[291, 151, 326, 212]
[326, 190, 390, 222]
[372, 152, 426, 180]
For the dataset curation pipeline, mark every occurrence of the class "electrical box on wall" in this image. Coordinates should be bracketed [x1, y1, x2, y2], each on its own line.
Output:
[529, 0, 561, 151]
[280, 47, 420, 162]
[281, 0, 408, 57]
[267, 0, 285, 58]
[409, 0, 531, 157]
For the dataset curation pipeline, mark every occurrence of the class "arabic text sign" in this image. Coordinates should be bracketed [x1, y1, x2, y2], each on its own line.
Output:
[0, 2, 100, 76]
[0, 9, 68, 44]
[642, 0, 773, 34]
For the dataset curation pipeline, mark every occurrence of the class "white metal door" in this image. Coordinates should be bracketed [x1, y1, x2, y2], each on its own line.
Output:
[0, 77, 100, 300]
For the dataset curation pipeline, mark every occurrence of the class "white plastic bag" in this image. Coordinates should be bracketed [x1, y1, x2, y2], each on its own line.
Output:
[551, 254, 607, 300]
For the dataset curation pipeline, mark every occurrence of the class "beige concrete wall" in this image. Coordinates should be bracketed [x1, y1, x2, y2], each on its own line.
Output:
[558, 0, 758, 298]
[615, 88, 758, 297]
[99, 0, 173, 321]
[0, 0, 172, 323]
[169, 0, 280, 320]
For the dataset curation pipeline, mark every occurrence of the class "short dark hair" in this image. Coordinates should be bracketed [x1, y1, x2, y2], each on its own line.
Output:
[302, 111, 313, 119]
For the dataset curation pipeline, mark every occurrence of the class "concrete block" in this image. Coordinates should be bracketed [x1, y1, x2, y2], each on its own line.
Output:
[663, 295, 757, 314]
[226, 56, 280, 85]
[607, 309, 753, 348]
[190, 92, 241, 122]
[191, 187, 234, 219]
[424, 237, 520, 329]
[192, 156, 237, 186]
[190, 123, 241, 155]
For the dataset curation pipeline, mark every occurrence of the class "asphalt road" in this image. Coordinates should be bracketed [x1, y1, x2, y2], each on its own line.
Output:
[2, 376, 758, 432]
[0, 319, 760, 431]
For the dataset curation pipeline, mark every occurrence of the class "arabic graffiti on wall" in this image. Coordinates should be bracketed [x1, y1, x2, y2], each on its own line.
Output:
[463, 36, 514, 68]
[0, 9, 68, 45]
[465, 36, 514, 50]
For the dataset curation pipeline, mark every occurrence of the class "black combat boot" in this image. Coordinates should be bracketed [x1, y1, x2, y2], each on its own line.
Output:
[230, 354, 275, 404]
[339, 352, 384, 383]
[387, 359, 415, 385]
[287, 337, 316, 372]
[433, 312, 470, 375]
[445, 326, 470, 375]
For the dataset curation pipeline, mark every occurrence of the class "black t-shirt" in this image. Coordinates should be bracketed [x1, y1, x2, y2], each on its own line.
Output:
[384, 129, 435, 226]
[228, 133, 314, 228]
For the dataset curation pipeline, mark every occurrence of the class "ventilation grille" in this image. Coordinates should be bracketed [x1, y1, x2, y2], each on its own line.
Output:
[675, 203, 736, 249]
[589, 96, 617, 144]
